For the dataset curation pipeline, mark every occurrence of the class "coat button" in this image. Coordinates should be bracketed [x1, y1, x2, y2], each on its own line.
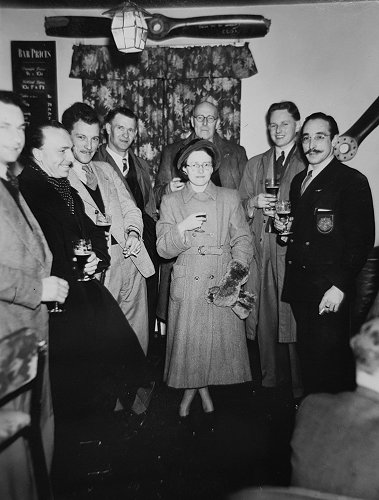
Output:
[302, 265, 306, 269]
[209, 275, 214, 279]
[289, 239, 294, 243]
[194, 276, 199, 280]
[192, 232, 197, 238]
[305, 241, 310, 246]
[209, 232, 214, 237]
[288, 260, 292, 265]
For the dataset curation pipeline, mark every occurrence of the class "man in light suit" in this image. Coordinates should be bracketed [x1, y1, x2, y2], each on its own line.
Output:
[62, 102, 154, 354]
[239, 101, 306, 397]
[291, 317, 379, 500]
[93, 107, 158, 341]
[282, 112, 375, 394]
[0, 91, 68, 500]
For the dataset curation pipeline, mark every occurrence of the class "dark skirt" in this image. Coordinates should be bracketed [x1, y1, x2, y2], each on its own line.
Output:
[49, 278, 149, 419]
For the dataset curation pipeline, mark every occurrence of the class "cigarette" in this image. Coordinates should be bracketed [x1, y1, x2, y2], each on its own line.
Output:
[319, 307, 326, 315]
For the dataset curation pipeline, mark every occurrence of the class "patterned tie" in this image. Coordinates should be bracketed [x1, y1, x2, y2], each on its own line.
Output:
[6, 168, 19, 191]
[301, 169, 313, 196]
[122, 157, 129, 175]
[82, 164, 98, 190]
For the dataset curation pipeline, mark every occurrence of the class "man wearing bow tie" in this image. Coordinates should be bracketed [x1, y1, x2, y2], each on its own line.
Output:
[63, 103, 154, 354]
[282, 112, 375, 395]
[239, 101, 306, 397]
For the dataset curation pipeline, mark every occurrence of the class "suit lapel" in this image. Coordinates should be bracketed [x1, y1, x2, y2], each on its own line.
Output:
[103, 148, 136, 202]
[68, 170, 99, 213]
[293, 159, 338, 227]
[0, 182, 50, 269]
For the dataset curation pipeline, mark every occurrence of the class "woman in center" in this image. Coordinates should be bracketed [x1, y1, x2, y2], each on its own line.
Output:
[157, 139, 253, 420]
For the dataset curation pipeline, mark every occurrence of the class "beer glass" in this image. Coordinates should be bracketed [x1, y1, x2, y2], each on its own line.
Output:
[73, 238, 92, 281]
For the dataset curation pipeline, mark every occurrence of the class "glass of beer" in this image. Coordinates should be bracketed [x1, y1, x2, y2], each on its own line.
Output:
[275, 201, 292, 235]
[264, 178, 280, 217]
[194, 213, 207, 233]
[95, 211, 112, 232]
[73, 238, 92, 281]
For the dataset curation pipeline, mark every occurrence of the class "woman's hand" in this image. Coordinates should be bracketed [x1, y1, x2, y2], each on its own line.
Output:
[169, 177, 185, 192]
[178, 212, 207, 234]
[84, 251, 100, 276]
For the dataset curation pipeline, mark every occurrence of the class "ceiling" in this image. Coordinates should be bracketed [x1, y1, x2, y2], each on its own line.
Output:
[0, 0, 358, 8]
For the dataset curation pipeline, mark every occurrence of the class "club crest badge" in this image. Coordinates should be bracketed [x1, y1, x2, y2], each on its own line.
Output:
[316, 210, 334, 234]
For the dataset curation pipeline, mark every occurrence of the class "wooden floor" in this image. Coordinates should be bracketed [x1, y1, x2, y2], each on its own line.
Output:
[52, 336, 296, 500]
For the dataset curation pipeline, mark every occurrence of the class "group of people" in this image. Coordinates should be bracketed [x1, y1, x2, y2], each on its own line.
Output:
[0, 88, 376, 499]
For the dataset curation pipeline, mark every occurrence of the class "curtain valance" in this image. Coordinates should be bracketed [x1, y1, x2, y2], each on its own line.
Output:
[70, 43, 257, 81]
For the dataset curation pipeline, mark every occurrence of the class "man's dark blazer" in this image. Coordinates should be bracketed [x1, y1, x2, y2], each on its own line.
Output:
[291, 387, 379, 499]
[282, 157, 375, 303]
[154, 132, 248, 206]
[94, 144, 157, 221]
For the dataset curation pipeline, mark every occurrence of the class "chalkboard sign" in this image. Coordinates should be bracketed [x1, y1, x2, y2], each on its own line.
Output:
[11, 41, 58, 126]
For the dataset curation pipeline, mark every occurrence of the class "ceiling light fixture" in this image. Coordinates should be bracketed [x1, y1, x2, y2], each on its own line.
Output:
[103, 1, 149, 53]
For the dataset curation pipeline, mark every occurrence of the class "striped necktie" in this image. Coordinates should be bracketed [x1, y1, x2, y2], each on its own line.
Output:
[301, 169, 313, 196]
[122, 156, 129, 174]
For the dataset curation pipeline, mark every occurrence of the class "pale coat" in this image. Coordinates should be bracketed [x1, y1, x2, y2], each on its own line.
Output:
[157, 182, 253, 388]
[0, 181, 53, 500]
[239, 146, 306, 343]
[68, 161, 155, 281]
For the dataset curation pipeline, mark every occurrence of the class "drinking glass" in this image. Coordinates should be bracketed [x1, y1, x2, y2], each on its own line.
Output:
[275, 201, 292, 236]
[49, 301, 65, 314]
[264, 178, 279, 217]
[95, 211, 112, 232]
[73, 238, 92, 281]
[193, 213, 207, 233]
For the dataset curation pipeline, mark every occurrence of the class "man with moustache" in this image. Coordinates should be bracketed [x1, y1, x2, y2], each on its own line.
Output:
[0, 91, 68, 499]
[282, 112, 375, 395]
[239, 101, 306, 397]
[94, 107, 158, 342]
[63, 102, 154, 355]
[155, 100, 248, 326]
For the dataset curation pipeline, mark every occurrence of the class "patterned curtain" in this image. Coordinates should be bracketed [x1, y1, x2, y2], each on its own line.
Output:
[70, 43, 257, 176]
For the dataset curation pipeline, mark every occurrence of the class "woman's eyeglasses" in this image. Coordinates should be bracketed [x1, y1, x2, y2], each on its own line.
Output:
[186, 162, 213, 170]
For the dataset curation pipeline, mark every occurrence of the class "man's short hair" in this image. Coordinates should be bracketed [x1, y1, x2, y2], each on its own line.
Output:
[0, 90, 26, 111]
[26, 120, 67, 155]
[193, 100, 219, 118]
[61, 102, 99, 133]
[104, 106, 137, 125]
[266, 101, 300, 124]
[350, 318, 379, 375]
[302, 112, 339, 139]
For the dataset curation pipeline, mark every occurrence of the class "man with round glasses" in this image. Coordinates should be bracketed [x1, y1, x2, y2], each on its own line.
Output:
[154, 100, 247, 327]
[282, 112, 375, 395]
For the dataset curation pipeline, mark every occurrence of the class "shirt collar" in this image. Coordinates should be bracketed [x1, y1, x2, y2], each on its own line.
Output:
[0, 163, 8, 180]
[182, 181, 217, 203]
[275, 141, 295, 161]
[71, 160, 88, 183]
[106, 145, 128, 170]
[307, 155, 334, 176]
[356, 370, 379, 394]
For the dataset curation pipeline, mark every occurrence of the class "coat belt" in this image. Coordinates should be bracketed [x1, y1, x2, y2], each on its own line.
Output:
[184, 245, 229, 256]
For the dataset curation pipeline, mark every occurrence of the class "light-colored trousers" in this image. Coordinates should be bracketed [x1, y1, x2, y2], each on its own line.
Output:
[107, 244, 149, 355]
